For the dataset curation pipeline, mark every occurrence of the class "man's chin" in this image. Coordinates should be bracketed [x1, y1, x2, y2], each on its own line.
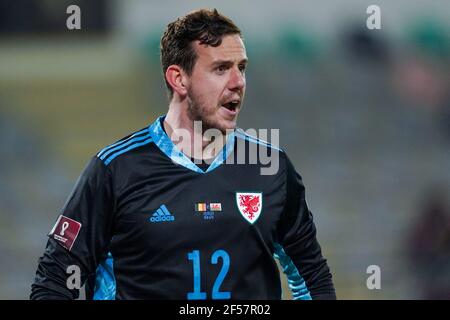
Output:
[199, 116, 237, 134]
[217, 119, 238, 134]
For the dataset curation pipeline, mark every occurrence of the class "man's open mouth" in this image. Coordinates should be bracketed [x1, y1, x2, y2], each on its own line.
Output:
[221, 100, 240, 111]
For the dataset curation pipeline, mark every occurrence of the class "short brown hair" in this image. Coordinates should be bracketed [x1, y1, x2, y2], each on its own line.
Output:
[160, 8, 242, 98]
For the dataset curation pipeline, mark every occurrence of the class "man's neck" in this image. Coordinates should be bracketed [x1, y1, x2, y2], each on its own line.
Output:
[164, 104, 227, 161]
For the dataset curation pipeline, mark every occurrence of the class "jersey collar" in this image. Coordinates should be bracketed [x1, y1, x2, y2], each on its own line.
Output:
[148, 115, 236, 174]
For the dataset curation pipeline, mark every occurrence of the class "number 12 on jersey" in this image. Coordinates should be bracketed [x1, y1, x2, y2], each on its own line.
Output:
[187, 249, 231, 300]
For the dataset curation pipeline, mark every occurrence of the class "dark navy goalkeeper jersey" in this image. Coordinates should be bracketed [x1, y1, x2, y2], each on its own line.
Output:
[30, 115, 336, 300]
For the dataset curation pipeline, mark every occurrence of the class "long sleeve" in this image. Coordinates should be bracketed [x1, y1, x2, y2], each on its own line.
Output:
[30, 156, 115, 300]
[276, 154, 336, 300]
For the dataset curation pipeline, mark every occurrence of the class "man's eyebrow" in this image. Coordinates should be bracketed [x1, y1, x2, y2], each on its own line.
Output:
[239, 58, 248, 65]
[211, 58, 248, 67]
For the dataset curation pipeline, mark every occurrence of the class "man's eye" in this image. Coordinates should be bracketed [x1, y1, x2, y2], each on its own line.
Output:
[239, 65, 246, 72]
[216, 65, 227, 73]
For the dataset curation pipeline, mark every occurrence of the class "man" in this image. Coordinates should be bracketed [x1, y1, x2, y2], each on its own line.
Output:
[31, 8, 335, 300]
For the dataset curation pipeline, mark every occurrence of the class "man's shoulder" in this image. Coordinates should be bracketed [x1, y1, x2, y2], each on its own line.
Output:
[233, 128, 291, 177]
[95, 126, 155, 166]
[234, 128, 285, 154]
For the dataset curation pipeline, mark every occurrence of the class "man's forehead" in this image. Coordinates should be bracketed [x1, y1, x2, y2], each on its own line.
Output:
[194, 34, 247, 63]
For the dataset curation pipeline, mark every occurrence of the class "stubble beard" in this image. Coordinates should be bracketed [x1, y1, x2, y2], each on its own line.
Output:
[186, 87, 225, 134]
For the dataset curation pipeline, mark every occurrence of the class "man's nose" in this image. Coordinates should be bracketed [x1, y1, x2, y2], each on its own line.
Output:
[228, 67, 245, 92]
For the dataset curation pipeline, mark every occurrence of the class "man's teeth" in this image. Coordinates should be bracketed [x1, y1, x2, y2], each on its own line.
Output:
[221, 99, 240, 111]
[225, 101, 238, 108]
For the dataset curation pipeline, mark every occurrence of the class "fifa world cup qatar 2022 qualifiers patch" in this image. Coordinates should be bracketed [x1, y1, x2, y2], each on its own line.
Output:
[48, 215, 82, 251]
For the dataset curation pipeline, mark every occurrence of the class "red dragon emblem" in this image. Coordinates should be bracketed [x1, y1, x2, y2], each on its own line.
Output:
[236, 192, 262, 223]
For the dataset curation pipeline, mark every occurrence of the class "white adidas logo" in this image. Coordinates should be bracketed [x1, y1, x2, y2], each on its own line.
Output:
[150, 204, 175, 223]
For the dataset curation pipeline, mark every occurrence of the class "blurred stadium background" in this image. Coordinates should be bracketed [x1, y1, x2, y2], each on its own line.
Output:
[0, 0, 449, 299]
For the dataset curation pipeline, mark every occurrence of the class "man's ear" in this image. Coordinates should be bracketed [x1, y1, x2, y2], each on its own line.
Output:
[165, 65, 188, 97]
